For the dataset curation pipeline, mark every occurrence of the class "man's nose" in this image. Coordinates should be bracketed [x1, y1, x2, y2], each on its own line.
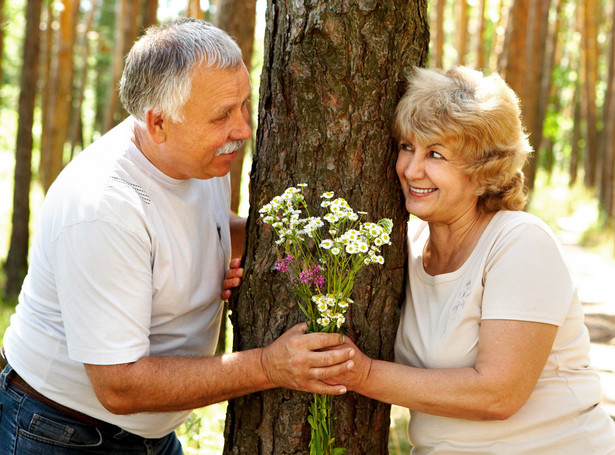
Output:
[231, 110, 252, 141]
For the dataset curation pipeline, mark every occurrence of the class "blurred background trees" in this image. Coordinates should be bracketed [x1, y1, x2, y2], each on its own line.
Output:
[2, 0, 614, 298]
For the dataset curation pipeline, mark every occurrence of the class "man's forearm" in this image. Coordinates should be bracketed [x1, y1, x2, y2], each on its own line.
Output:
[86, 348, 271, 415]
[85, 324, 354, 415]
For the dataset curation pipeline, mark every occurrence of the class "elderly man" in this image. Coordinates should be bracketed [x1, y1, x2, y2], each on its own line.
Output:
[0, 18, 353, 454]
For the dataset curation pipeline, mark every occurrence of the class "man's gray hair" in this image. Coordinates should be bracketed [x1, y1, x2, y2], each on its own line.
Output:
[119, 17, 243, 122]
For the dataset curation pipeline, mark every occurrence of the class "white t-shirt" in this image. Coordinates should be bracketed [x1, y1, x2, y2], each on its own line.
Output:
[4, 117, 232, 438]
[395, 210, 615, 454]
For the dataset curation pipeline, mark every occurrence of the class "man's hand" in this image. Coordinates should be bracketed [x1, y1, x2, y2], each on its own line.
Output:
[260, 323, 356, 395]
[221, 258, 243, 300]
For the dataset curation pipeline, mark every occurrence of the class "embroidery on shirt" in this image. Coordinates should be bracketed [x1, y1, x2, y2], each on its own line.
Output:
[108, 176, 151, 205]
[444, 280, 472, 333]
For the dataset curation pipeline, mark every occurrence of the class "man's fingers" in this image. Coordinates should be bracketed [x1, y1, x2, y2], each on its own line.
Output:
[305, 347, 354, 370]
[300, 331, 345, 351]
[311, 382, 347, 395]
[225, 267, 243, 279]
[222, 277, 241, 288]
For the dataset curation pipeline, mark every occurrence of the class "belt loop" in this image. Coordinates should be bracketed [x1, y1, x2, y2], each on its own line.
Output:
[0, 358, 12, 391]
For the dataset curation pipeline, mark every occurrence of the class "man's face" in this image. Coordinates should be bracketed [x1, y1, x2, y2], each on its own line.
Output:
[158, 63, 252, 180]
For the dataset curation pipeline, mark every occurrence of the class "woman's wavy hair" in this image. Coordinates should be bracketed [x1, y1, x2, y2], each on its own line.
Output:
[393, 66, 531, 212]
[119, 17, 243, 123]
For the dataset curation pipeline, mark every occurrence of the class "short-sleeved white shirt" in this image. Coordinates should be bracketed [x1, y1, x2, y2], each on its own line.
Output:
[4, 117, 232, 438]
[395, 210, 615, 454]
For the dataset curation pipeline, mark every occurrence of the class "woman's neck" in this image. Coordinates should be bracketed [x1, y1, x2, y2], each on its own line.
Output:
[423, 210, 496, 275]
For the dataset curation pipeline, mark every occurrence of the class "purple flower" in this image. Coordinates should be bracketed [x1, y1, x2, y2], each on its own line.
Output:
[276, 258, 289, 273]
[276, 254, 295, 273]
[298, 264, 325, 289]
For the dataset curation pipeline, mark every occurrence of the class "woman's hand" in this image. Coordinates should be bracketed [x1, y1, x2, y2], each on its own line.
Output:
[322, 335, 373, 393]
[221, 258, 243, 300]
[260, 323, 357, 395]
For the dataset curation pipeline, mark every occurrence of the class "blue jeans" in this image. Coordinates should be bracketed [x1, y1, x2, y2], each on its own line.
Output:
[0, 364, 184, 454]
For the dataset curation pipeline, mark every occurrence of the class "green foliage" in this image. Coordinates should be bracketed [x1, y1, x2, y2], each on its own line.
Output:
[175, 404, 228, 454]
[0, 0, 26, 93]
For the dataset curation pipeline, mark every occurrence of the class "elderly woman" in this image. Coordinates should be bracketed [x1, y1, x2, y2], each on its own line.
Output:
[333, 66, 615, 454]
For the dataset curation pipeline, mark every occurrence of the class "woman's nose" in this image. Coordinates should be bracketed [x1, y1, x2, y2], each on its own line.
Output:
[403, 154, 424, 180]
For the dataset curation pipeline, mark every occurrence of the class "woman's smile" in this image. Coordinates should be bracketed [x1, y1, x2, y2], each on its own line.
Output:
[409, 186, 437, 196]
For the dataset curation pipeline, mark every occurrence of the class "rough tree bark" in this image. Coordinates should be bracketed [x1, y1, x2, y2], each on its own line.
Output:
[223, 1, 429, 454]
[4, 0, 43, 299]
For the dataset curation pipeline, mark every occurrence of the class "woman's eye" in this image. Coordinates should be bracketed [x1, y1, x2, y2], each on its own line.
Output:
[399, 143, 413, 152]
[430, 150, 444, 159]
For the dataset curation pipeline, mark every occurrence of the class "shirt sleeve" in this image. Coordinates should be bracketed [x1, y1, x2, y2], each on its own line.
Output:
[481, 220, 575, 326]
[52, 218, 153, 364]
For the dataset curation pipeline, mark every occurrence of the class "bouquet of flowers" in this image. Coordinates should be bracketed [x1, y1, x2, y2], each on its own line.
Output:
[259, 184, 392, 455]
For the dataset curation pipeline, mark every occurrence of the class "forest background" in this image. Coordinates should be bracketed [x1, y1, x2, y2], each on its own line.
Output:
[0, 0, 614, 453]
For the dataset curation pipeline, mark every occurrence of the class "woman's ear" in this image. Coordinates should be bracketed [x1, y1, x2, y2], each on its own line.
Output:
[145, 110, 167, 144]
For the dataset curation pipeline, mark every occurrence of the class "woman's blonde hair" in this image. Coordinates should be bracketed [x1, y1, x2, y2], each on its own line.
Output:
[393, 66, 531, 212]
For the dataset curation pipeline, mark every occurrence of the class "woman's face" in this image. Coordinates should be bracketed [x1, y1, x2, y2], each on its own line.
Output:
[396, 136, 480, 224]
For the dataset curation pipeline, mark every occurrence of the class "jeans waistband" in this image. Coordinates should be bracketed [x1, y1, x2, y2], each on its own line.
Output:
[0, 347, 122, 435]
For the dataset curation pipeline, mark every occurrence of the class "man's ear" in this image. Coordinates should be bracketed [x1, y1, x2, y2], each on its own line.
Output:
[145, 110, 167, 144]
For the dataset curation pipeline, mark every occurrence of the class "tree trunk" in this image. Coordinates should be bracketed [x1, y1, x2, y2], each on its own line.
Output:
[499, 0, 529, 90]
[491, 0, 509, 72]
[223, 1, 429, 454]
[141, 0, 158, 30]
[215, 0, 258, 214]
[455, 0, 468, 65]
[4, 0, 43, 299]
[499, 0, 550, 192]
[569, 74, 582, 188]
[40, 0, 80, 192]
[602, 0, 615, 216]
[524, 0, 552, 190]
[187, 0, 202, 18]
[475, 0, 486, 70]
[70, 0, 98, 159]
[104, 0, 140, 132]
[39, 1, 56, 191]
[433, 0, 445, 68]
[0, 0, 5, 104]
[582, 0, 599, 188]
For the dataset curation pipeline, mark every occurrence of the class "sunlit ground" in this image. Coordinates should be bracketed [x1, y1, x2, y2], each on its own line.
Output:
[175, 401, 412, 454]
